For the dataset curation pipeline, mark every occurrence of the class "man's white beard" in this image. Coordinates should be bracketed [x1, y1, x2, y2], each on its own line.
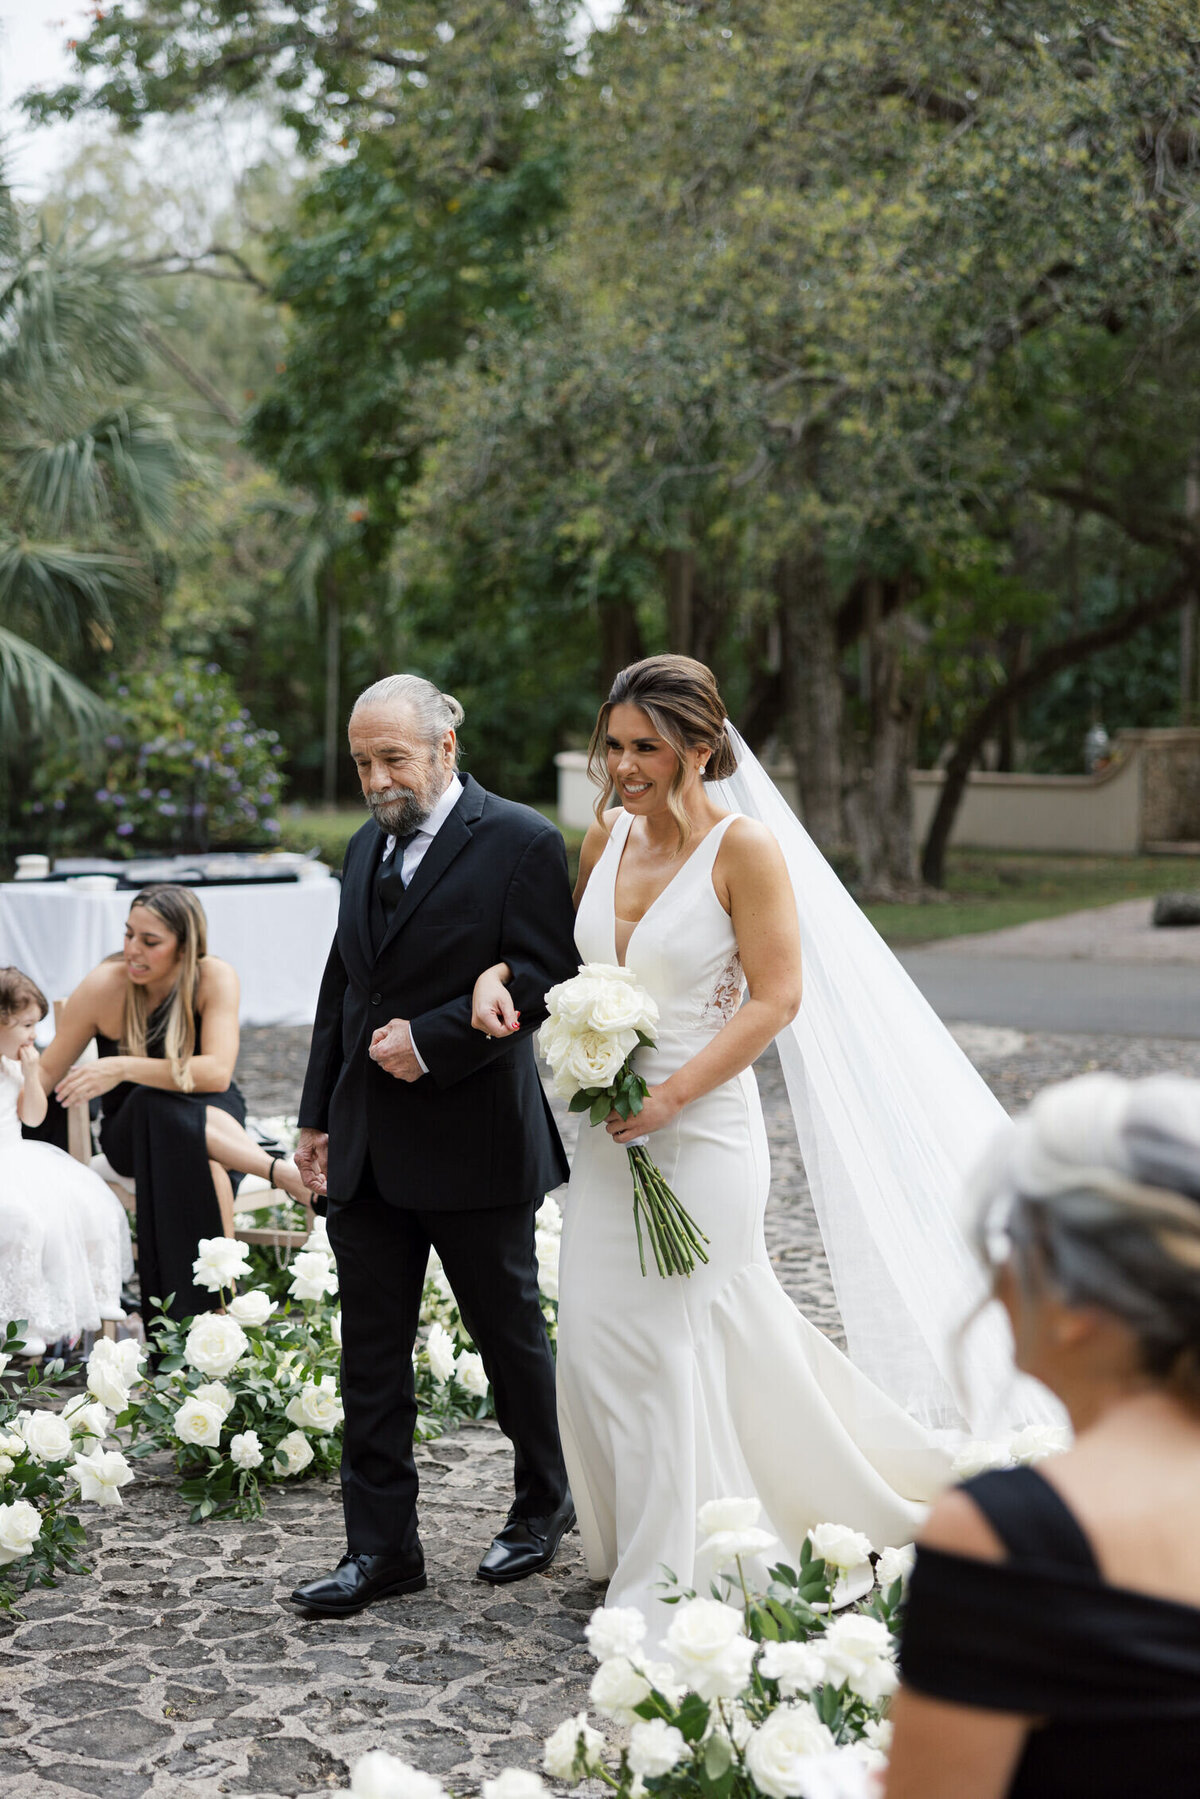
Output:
[369, 788, 432, 835]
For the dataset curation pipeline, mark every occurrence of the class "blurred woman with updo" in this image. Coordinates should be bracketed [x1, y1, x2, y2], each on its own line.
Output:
[886, 1072, 1200, 1799]
[40, 884, 310, 1323]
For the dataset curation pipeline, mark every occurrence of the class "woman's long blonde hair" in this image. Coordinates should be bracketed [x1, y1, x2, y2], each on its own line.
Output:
[122, 885, 207, 1092]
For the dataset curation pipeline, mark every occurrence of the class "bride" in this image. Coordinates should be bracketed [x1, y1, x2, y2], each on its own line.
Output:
[473, 654, 1056, 1639]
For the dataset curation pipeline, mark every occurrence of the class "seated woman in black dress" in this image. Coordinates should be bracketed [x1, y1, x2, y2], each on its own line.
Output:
[39, 884, 310, 1323]
[885, 1072, 1200, 1799]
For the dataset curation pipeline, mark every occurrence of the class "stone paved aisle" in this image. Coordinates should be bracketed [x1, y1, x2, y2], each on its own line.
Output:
[3, 1027, 1198, 1799]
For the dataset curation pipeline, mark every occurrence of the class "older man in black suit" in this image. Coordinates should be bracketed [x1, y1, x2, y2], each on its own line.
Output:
[291, 675, 578, 1616]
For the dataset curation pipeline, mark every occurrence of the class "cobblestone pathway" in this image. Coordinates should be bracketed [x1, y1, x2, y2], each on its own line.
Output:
[4, 1026, 1198, 1799]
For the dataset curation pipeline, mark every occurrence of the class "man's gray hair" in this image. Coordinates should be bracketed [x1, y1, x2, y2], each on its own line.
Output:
[351, 674, 465, 748]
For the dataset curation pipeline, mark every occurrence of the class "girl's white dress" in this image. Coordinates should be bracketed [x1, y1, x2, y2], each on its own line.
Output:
[0, 1058, 133, 1343]
[557, 812, 951, 1640]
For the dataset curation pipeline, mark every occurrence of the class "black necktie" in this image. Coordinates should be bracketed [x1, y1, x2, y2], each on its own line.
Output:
[371, 831, 417, 949]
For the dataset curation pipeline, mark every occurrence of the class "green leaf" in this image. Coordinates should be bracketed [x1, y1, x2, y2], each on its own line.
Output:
[589, 1093, 611, 1127]
[568, 1090, 593, 1113]
[675, 1694, 711, 1742]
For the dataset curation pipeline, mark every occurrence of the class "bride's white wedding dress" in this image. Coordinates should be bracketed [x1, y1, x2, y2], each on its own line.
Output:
[556, 810, 951, 1638]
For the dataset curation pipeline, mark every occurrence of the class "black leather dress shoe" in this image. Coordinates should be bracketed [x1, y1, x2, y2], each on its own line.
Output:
[477, 1493, 576, 1585]
[290, 1550, 426, 1616]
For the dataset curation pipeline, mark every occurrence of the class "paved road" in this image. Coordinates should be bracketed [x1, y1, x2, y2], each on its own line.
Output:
[899, 951, 1200, 1039]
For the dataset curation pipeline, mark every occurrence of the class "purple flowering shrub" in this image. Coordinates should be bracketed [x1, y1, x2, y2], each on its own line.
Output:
[26, 660, 287, 854]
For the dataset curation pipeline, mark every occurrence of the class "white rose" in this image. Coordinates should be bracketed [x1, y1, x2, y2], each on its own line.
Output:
[589, 1654, 652, 1725]
[628, 1720, 688, 1779]
[230, 1430, 265, 1470]
[535, 1195, 563, 1237]
[16, 1411, 73, 1464]
[68, 1448, 134, 1506]
[274, 1429, 314, 1476]
[875, 1544, 916, 1594]
[745, 1704, 835, 1798]
[63, 1396, 110, 1442]
[663, 1597, 756, 1701]
[0, 1432, 23, 1459]
[347, 1749, 447, 1799]
[455, 1351, 489, 1399]
[561, 1029, 638, 1093]
[1009, 1423, 1072, 1465]
[424, 1322, 458, 1385]
[537, 1013, 576, 1070]
[192, 1235, 253, 1293]
[759, 1639, 827, 1696]
[863, 1718, 892, 1756]
[784, 1747, 879, 1799]
[584, 980, 659, 1037]
[0, 1353, 9, 1377]
[701, 1524, 779, 1571]
[173, 1397, 225, 1449]
[542, 1714, 604, 1783]
[192, 1382, 235, 1420]
[544, 974, 606, 1030]
[951, 1438, 1015, 1480]
[228, 1289, 277, 1327]
[585, 1603, 647, 1664]
[0, 1497, 41, 1565]
[86, 1336, 144, 1410]
[331, 1309, 342, 1348]
[535, 1229, 560, 1301]
[306, 1212, 331, 1253]
[818, 1614, 898, 1706]
[0, 1457, 11, 1478]
[698, 1496, 763, 1536]
[285, 1376, 344, 1434]
[481, 1773, 546, 1799]
[184, 1313, 249, 1379]
[289, 1249, 339, 1303]
[807, 1523, 874, 1572]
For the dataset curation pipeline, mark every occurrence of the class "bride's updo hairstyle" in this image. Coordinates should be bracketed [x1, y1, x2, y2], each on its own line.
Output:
[586, 655, 738, 848]
[969, 1073, 1200, 1402]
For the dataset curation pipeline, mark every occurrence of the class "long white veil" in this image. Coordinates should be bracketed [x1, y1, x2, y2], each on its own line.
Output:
[711, 723, 1060, 1432]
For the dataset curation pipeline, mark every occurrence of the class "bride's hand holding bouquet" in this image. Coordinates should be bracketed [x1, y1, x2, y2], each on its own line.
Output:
[474, 960, 709, 1279]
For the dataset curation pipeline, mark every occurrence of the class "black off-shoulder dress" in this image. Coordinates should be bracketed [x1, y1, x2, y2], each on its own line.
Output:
[97, 1001, 246, 1324]
[900, 1465, 1200, 1797]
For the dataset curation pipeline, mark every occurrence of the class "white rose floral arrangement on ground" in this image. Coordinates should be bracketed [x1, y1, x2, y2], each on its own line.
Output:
[0, 1321, 137, 1612]
[331, 1499, 912, 1799]
[106, 1198, 563, 1523]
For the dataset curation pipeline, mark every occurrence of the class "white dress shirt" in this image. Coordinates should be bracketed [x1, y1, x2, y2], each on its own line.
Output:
[380, 772, 463, 1073]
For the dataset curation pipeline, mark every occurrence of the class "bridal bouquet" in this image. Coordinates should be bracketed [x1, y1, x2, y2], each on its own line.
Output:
[539, 963, 710, 1277]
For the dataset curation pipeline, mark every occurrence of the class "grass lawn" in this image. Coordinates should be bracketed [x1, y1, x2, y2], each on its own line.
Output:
[865, 850, 1200, 947]
[279, 805, 1200, 950]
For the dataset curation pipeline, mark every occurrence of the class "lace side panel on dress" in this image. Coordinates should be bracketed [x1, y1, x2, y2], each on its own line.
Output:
[702, 952, 745, 1026]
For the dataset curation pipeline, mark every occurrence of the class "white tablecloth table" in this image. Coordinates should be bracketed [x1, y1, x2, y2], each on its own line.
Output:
[0, 879, 342, 1028]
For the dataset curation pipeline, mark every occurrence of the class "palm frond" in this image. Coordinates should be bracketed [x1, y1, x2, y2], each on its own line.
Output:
[0, 235, 146, 404]
[0, 536, 148, 650]
[0, 625, 115, 747]
[11, 404, 195, 542]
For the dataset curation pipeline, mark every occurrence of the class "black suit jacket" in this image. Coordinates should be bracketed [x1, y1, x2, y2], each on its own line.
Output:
[299, 774, 579, 1210]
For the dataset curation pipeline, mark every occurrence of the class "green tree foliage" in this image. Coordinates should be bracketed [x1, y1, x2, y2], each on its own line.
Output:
[0, 161, 193, 754]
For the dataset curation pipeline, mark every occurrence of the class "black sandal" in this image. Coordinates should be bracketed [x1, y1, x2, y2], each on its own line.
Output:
[266, 1149, 288, 1190]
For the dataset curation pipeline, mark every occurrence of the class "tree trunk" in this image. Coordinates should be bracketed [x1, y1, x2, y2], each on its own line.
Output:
[844, 592, 925, 897]
[322, 572, 342, 808]
[599, 597, 645, 692]
[776, 548, 846, 851]
[664, 549, 695, 654]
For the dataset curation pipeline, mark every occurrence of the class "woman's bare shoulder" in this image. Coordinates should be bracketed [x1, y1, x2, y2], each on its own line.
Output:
[917, 1487, 1007, 1563]
[717, 814, 787, 879]
[196, 956, 239, 1002]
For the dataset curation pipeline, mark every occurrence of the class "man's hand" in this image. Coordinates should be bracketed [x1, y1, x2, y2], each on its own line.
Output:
[296, 1127, 329, 1196]
[369, 1018, 424, 1083]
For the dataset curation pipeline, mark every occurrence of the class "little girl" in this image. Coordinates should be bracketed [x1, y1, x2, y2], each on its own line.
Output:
[0, 967, 132, 1355]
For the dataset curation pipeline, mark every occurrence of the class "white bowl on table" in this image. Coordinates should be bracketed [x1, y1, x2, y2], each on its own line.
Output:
[66, 875, 121, 892]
